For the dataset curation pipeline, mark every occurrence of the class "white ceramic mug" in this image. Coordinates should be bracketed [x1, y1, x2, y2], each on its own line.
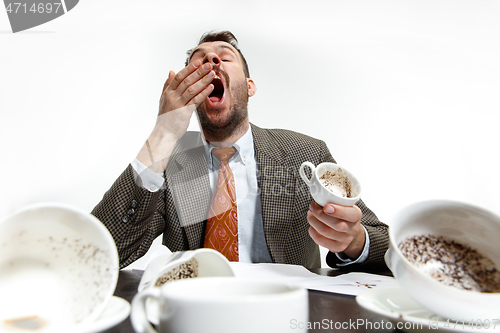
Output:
[131, 277, 309, 333]
[0, 203, 119, 333]
[299, 162, 361, 207]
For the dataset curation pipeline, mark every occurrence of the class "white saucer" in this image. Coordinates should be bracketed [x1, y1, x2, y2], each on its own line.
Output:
[356, 287, 500, 333]
[76, 296, 131, 333]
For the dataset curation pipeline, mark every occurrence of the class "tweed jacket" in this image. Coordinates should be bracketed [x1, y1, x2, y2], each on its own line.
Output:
[92, 123, 389, 269]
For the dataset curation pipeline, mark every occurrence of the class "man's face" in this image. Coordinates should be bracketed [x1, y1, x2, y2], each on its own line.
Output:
[188, 41, 255, 141]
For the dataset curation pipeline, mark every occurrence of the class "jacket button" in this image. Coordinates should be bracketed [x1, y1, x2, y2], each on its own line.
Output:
[131, 200, 138, 208]
[127, 208, 135, 216]
[122, 215, 130, 223]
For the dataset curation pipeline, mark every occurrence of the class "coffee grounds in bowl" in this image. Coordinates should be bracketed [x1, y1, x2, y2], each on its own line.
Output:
[155, 258, 199, 287]
[399, 234, 500, 293]
[319, 169, 352, 198]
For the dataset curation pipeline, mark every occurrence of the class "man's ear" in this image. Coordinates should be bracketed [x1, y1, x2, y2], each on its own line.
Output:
[247, 78, 257, 97]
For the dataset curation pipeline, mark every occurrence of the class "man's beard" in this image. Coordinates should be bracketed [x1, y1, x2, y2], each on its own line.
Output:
[196, 69, 249, 142]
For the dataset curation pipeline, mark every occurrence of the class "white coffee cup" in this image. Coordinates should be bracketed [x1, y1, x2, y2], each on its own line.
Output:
[131, 277, 309, 333]
[138, 248, 235, 326]
[138, 248, 234, 292]
[0, 203, 119, 333]
[299, 162, 361, 207]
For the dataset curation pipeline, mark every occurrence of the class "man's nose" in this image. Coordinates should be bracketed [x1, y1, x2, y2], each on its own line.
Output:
[203, 52, 221, 66]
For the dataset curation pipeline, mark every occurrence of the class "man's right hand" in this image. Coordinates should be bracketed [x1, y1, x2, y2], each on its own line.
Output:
[136, 60, 214, 172]
[156, 60, 215, 140]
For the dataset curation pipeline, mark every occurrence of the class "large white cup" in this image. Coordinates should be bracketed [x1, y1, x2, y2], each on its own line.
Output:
[386, 200, 500, 321]
[0, 203, 119, 333]
[131, 277, 309, 333]
[299, 162, 361, 207]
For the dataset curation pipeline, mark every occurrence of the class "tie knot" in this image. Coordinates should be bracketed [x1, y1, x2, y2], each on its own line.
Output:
[212, 147, 236, 162]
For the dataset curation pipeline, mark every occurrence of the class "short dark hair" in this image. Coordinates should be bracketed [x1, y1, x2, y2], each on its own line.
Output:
[186, 31, 250, 78]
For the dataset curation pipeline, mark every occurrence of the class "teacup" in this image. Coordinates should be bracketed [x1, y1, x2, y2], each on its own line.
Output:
[299, 162, 361, 207]
[131, 277, 309, 333]
[0, 203, 119, 333]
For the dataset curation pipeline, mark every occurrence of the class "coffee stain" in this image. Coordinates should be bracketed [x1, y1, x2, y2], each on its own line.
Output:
[3, 316, 46, 331]
[355, 280, 381, 289]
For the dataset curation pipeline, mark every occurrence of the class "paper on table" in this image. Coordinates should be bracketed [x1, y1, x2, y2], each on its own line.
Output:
[229, 262, 399, 296]
[308, 272, 399, 295]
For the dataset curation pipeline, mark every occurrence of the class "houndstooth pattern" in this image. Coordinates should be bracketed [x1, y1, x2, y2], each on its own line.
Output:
[91, 123, 389, 269]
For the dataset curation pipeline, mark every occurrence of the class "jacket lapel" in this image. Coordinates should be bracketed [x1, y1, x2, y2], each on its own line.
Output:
[165, 132, 211, 250]
[251, 124, 296, 263]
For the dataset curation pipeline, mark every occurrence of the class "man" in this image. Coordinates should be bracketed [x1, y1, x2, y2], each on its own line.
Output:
[92, 31, 388, 269]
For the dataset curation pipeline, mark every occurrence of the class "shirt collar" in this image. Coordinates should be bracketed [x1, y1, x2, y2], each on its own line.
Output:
[203, 126, 254, 171]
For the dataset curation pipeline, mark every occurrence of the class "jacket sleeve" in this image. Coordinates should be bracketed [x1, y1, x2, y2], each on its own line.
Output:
[318, 142, 389, 269]
[91, 164, 166, 269]
[325, 199, 389, 269]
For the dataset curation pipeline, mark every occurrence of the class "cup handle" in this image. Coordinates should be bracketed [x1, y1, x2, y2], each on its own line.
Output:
[299, 162, 316, 186]
[131, 288, 161, 333]
[384, 247, 393, 271]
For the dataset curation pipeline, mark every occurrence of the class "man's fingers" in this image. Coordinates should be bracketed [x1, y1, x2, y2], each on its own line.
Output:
[308, 226, 346, 253]
[322, 203, 362, 224]
[168, 60, 202, 91]
[159, 60, 215, 114]
[308, 202, 357, 232]
[160, 70, 176, 102]
[308, 209, 348, 235]
[187, 83, 214, 106]
[180, 69, 215, 105]
[166, 70, 176, 87]
[171, 61, 212, 97]
[162, 61, 214, 110]
[307, 202, 365, 258]
[176, 63, 214, 99]
[308, 211, 334, 237]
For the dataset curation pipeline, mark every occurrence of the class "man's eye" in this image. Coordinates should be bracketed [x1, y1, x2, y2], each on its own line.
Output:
[222, 59, 230, 62]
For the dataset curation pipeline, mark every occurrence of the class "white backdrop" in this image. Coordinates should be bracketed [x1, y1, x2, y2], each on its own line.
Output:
[1, 0, 499, 267]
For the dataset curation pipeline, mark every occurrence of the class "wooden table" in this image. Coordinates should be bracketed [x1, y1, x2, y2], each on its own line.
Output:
[102, 268, 399, 333]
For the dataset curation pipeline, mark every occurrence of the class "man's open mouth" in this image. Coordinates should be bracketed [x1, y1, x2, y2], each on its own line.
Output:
[207, 73, 225, 107]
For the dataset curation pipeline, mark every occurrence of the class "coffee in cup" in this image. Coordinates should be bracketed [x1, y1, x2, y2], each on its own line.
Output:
[299, 162, 361, 207]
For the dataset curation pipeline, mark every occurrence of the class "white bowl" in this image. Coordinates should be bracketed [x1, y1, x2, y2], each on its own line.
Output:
[386, 200, 500, 321]
[0, 203, 119, 332]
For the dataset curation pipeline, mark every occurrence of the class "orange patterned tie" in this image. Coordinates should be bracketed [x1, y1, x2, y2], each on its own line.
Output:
[204, 147, 238, 261]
